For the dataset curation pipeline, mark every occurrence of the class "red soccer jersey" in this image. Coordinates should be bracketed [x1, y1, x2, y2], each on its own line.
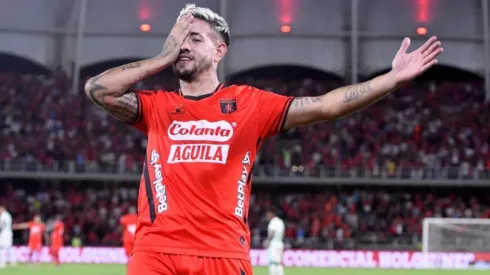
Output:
[29, 222, 45, 244]
[120, 213, 138, 244]
[131, 84, 292, 260]
[50, 221, 64, 247]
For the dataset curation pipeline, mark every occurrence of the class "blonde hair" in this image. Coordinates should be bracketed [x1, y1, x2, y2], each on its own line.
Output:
[178, 3, 231, 46]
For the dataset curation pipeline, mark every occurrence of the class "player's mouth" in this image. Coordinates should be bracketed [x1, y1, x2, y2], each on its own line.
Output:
[177, 55, 193, 63]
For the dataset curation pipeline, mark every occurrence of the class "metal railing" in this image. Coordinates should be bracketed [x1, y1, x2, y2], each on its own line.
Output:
[0, 160, 488, 184]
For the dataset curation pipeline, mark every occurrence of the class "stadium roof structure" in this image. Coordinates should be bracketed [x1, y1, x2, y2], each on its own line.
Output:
[0, 0, 488, 98]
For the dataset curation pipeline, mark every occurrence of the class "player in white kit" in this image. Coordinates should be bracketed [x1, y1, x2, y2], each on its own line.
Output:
[265, 207, 285, 275]
[0, 205, 16, 269]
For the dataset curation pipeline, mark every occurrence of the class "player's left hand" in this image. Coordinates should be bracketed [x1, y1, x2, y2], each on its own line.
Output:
[391, 36, 443, 84]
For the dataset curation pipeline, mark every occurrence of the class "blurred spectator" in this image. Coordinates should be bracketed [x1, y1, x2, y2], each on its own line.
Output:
[1, 71, 488, 177]
[1, 182, 489, 249]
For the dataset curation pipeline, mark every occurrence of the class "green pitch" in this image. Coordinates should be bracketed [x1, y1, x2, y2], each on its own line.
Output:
[0, 264, 489, 275]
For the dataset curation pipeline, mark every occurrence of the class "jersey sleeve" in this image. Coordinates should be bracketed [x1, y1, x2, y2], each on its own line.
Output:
[132, 90, 158, 134]
[255, 88, 294, 139]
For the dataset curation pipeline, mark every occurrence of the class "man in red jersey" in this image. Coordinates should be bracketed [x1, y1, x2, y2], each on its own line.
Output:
[84, 3, 442, 274]
[120, 207, 138, 259]
[48, 216, 64, 266]
[13, 215, 45, 264]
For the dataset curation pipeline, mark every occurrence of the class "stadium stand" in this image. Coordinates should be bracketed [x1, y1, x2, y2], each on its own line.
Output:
[2, 181, 490, 251]
[1, 70, 489, 178]
[1, 59, 489, 251]
[3, 0, 490, 273]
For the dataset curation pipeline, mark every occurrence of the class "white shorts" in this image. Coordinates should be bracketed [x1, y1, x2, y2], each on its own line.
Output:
[267, 241, 284, 265]
[0, 234, 13, 248]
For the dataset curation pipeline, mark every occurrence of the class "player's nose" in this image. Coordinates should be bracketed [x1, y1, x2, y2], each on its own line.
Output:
[180, 39, 191, 52]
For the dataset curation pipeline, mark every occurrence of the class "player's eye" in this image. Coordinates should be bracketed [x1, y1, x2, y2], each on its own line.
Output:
[192, 38, 201, 43]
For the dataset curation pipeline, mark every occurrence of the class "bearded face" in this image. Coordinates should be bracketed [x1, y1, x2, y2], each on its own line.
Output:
[173, 50, 212, 81]
[172, 19, 220, 82]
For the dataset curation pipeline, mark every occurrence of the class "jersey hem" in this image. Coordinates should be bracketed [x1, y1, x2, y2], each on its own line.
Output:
[132, 246, 251, 261]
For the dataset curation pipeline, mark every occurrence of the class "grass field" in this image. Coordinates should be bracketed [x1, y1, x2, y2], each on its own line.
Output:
[0, 264, 489, 275]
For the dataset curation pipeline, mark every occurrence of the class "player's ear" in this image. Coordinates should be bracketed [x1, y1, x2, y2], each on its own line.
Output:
[214, 43, 227, 63]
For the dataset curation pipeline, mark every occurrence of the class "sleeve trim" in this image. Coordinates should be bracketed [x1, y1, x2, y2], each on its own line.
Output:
[275, 97, 294, 133]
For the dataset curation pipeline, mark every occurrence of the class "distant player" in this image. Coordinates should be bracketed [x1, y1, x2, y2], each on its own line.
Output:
[0, 205, 16, 269]
[120, 206, 138, 260]
[85, 2, 442, 274]
[13, 215, 45, 264]
[48, 216, 64, 266]
[264, 207, 285, 275]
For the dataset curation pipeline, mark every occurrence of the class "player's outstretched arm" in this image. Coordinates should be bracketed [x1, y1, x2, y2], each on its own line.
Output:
[84, 14, 194, 124]
[283, 36, 443, 130]
[12, 223, 29, 230]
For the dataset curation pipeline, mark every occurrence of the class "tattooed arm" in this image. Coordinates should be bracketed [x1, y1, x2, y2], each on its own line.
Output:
[283, 71, 399, 130]
[84, 58, 169, 123]
[282, 37, 443, 130]
[84, 14, 194, 124]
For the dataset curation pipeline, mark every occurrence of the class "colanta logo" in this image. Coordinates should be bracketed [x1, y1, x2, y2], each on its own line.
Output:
[168, 120, 234, 142]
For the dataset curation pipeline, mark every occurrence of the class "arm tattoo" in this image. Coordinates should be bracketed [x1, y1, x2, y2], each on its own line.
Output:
[290, 96, 321, 109]
[121, 62, 142, 70]
[87, 73, 109, 106]
[87, 71, 138, 123]
[343, 81, 373, 103]
[105, 93, 139, 124]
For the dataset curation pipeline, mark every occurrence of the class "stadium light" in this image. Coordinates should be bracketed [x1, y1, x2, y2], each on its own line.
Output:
[416, 0, 429, 23]
[140, 24, 151, 32]
[139, 8, 150, 20]
[280, 25, 291, 33]
[416, 27, 427, 36]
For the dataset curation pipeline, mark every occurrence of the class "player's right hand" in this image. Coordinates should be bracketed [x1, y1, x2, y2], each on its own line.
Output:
[160, 13, 194, 61]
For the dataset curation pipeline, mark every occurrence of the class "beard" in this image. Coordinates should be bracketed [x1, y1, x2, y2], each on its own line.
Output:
[173, 58, 211, 82]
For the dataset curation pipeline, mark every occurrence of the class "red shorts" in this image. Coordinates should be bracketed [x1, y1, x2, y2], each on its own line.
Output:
[28, 242, 42, 252]
[50, 246, 61, 254]
[127, 252, 252, 275]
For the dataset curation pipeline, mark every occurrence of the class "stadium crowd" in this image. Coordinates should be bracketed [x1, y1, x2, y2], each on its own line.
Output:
[2, 182, 490, 249]
[1, 70, 489, 178]
[1, 63, 489, 249]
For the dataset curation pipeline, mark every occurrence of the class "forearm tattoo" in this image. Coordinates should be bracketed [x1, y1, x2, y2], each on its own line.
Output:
[121, 62, 142, 70]
[290, 96, 321, 109]
[343, 81, 373, 103]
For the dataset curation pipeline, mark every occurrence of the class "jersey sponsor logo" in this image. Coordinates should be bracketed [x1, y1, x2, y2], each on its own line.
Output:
[235, 151, 251, 218]
[168, 120, 234, 142]
[150, 150, 168, 213]
[168, 144, 229, 164]
[242, 151, 251, 165]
